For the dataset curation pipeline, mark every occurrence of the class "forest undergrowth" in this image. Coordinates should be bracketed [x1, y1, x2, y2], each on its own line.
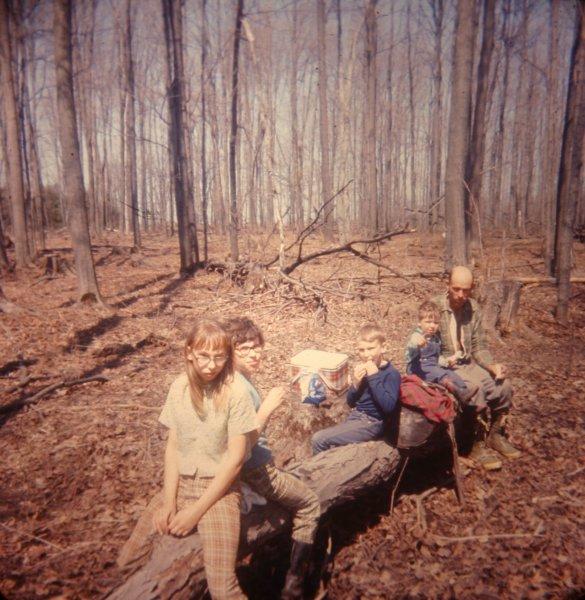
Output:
[0, 230, 584, 599]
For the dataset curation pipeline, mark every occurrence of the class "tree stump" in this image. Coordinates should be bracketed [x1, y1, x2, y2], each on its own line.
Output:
[480, 280, 522, 336]
[42, 253, 71, 277]
[109, 441, 401, 600]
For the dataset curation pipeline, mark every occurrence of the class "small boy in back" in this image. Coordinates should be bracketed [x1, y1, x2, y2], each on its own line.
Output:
[405, 300, 477, 403]
[311, 324, 401, 455]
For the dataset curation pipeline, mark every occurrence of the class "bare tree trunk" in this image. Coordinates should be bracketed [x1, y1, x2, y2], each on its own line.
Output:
[363, 0, 378, 234]
[406, 2, 418, 228]
[289, 2, 303, 230]
[317, 0, 333, 238]
[200, 0, 209, 261]
[228, 0, 243, 260]
[544, 0, 562, 275]
[488, 0, 512, 231]
[468, 0, 495, 247]
[553, 4, 585, 323]
[53, 0, 103, 304]
[162, 0, 198, 273]
[444, 0, 475, 269]
[20, 23, 46, 253]
[0, 0, 30, 267]
[429, 0, 444, 232]
[123, 0, 140, 250]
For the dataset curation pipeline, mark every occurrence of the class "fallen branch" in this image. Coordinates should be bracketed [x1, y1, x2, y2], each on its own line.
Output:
[431, 529, 544, 544]
[264, 180, 355, 268]
[0, 375, 110, 415]
[278, 227, 410, 276]
[498, 276, 585, 285]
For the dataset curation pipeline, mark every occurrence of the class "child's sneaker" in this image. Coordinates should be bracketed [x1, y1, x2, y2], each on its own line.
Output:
[456, 383, 479, 404]
[441, 379, 478, 404]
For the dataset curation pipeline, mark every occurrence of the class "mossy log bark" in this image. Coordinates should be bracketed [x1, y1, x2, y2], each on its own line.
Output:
[109, 441, 401, 600]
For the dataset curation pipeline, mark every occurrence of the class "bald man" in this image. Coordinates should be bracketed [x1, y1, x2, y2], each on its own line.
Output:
[433, 266, 521, 470]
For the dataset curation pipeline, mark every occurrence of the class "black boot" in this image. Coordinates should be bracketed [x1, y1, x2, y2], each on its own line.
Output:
[281, 540, 313, 600]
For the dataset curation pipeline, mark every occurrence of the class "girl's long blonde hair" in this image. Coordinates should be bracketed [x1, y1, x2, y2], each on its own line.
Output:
[184, 318, 234, 417]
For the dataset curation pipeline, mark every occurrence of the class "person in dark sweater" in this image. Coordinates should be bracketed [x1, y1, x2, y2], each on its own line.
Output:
[311, 324, 401, 455]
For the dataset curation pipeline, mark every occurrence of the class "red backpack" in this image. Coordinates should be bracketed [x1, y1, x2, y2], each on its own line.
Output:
[389, 375, 456, 449]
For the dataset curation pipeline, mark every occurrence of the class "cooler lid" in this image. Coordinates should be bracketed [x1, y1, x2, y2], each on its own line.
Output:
[290, 349, 348, 370]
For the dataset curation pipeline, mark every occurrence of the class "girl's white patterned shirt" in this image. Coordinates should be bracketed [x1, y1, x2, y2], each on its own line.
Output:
[159, 372, 257, 476]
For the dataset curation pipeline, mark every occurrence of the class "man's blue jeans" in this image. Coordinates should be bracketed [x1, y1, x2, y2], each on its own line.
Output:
[311, 410, 385, 455]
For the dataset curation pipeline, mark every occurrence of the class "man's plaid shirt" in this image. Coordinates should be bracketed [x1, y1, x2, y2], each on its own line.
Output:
[432, 293, 495, 370]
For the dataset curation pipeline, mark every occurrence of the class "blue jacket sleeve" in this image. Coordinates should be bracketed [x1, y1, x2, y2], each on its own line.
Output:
[366, 367, 401, 415]
[346, 384, 359, 407]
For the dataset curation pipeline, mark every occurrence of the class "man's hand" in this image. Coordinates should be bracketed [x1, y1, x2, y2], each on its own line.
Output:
[490, 363, 507, 380]
[153, 502, 176, 535]
[412, 332, 427, 348]
[168, 504, 203, 537]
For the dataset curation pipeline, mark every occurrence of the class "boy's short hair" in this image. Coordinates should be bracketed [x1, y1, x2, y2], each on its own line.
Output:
[358, 323, 385, 344]
[418, 300, 440, 321]
[222, 316, 265, 347]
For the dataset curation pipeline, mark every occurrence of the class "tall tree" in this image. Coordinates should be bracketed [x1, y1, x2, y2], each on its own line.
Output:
[228, 0, 243, 260]
[162, 0, 199, 273]
[544, 0, 562, 275]
[444, 0, 476, 269]
[123, 0, 140, 250]
[53, 0, 103, 303]
[553, 3, 585, 323]
[316, 0, 333, 237]
[363, 0, 378, 233]
[406, 2, 418, 227]
[429, 0, 444, 231]
[0, 0, 30, 267]
[200, 0, 209, 261]
[467, 0, 495, 246]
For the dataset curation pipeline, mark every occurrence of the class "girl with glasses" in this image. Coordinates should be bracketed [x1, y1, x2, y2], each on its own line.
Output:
[118, 318, 257, 599]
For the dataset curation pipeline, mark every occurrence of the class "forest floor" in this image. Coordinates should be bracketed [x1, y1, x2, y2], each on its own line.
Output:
[0, 229, 584, 600]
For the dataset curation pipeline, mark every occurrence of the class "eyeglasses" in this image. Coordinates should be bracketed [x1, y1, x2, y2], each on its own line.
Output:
[193, 353, 228, 367]
[235, 343, 264, 356]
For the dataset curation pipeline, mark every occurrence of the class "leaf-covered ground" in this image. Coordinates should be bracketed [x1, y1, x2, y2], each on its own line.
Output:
[0, 230, 583, 599]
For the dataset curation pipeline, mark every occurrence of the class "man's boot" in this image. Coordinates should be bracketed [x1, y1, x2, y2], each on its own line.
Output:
[487, 412, 522, 459]
[282, 540, 312, 599]
[469, 416, 502, 470]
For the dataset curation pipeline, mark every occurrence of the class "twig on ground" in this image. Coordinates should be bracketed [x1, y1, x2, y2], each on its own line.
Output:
[432, 522, 544, 544]
[0, 522, 64, 551]
[0, 375, 110, 415]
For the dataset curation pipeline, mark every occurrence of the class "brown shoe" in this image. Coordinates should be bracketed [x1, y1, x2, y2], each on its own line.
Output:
[488, 414, 522, 459]
[469, 440, 502, 470]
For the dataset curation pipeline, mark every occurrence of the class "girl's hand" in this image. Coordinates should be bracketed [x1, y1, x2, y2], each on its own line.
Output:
[153, 502, 176, 535]
[168, 504, 203, 537]
[263, 386, 287, 412]
[447, 353, 458, 367]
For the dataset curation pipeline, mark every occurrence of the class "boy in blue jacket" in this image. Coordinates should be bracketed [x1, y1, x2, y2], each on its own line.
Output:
[311, 324, 401, 454]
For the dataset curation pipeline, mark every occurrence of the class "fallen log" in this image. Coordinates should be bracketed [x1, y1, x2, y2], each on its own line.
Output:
[109, 441, 401, 600]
